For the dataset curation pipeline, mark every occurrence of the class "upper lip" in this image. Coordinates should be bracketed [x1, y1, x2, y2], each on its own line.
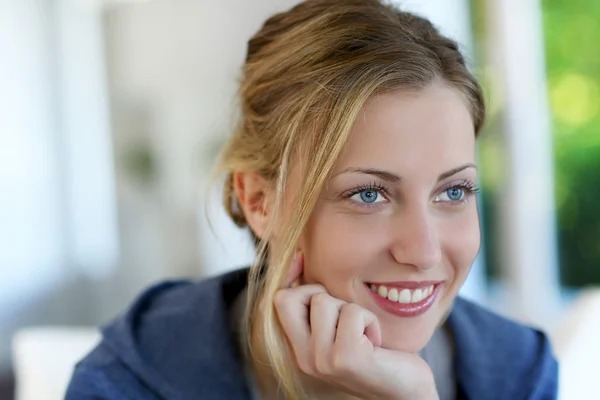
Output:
[366, 280, 442, 289]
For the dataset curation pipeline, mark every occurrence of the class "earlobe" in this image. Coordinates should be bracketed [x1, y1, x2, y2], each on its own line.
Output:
[233, 171, 271, 239]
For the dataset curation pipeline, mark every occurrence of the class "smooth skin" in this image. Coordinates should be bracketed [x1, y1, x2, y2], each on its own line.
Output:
[235, 82, 480, 399]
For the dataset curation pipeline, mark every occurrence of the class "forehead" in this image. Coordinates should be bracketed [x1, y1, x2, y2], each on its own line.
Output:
[336, 83, 476, 176]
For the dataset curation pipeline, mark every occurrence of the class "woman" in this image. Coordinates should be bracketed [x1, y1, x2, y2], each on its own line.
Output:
[67, 0, 558, 399]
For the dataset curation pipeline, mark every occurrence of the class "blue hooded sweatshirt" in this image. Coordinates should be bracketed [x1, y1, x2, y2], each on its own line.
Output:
[66, 268, 558, 399]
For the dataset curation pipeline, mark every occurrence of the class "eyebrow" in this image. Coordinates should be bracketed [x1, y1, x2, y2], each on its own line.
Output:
[336, 167, 401, 182]
[336, 163, 477, 183]
[437, 163, 477, 181]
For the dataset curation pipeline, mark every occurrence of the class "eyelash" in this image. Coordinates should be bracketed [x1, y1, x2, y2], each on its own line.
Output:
[341, 180, 480, 209]
[437, 180, 481, 204]
[341, 182, 390, 209]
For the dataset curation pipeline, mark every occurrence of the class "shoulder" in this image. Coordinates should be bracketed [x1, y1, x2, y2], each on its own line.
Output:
[449, 297, 558, 399]
[450, 297, 553, 355]
[67, 268, 251, 399]
[66, 344, 161, 399]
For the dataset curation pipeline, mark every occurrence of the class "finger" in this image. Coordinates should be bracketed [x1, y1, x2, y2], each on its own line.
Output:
[335, 303, 382, 349]
[283, 251, 303, 289]
[309, 293, 346, 361]
[274, 284, 327, 360]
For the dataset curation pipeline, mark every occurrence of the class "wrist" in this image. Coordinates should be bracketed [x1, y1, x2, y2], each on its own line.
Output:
[389, 386, 439, 400]
[366, 389, 438, 400]
[407, 387, 439, 400]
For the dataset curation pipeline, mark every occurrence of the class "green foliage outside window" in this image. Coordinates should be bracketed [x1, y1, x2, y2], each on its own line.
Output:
[471, 0, 600, 287]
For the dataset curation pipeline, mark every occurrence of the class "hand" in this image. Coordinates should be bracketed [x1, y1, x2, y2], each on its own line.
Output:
[274, 252, 439, 400]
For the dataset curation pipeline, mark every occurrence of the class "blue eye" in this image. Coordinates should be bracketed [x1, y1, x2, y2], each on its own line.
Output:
[359, 190, 379, 203]
[435, 183, 478, 203]
[446, 187, 464, 201]
[349, 189, 386, 204]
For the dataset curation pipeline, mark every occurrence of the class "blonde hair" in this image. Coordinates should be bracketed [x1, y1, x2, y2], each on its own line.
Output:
[216, 0, 485, 398]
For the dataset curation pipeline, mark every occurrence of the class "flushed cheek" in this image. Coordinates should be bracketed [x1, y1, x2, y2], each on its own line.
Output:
[439, 214, 481, 299]
[301, 211, 388, 296]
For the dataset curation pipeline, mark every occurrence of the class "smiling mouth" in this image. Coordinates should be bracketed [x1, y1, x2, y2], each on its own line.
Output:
[369, 283, 435, 304]
[365, 281, 443, 317]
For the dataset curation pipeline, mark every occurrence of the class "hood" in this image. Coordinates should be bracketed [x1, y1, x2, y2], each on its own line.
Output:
[100, 268, 251, 399]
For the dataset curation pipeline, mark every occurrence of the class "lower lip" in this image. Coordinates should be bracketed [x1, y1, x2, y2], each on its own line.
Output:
[366, 284, 442, 318]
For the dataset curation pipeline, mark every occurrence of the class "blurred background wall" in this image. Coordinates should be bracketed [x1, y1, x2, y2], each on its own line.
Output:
[1, 0, 598, 399]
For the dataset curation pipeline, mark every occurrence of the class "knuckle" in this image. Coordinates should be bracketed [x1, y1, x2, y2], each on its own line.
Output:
[313, 284, 327, 293]
[330, 348, 353, 374]
[273, 290, 289, 309]
[310, 292, 330, 307]
[341, 302, 361, 316]
[313, 353, 333, 376]
[297, 357, 316, 376]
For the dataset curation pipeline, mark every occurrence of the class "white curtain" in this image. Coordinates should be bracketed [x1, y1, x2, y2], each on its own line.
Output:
[0, 0, 117, 373]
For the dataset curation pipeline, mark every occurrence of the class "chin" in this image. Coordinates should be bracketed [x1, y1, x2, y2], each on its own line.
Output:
[375, 296, 455, 352]
[379, 315, 440, 353]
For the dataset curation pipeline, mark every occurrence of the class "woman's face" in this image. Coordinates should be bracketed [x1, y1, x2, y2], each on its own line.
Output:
[296, 83, 480, 352]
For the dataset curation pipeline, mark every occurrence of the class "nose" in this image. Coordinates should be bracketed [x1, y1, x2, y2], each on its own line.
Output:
[389, 205, 441, 271]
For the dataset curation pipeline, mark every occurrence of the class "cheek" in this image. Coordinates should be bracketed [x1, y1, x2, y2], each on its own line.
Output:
[441, 209, 481, 281]
[300, 207, 387, 287]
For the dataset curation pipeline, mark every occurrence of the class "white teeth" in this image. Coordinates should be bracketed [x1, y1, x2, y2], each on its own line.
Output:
[412, 289, 423, 303]
[426, 285, 434, 297]
[387, 288, 398, 302]
[371, 284, 436, 304]
[398, 289, 411, 304]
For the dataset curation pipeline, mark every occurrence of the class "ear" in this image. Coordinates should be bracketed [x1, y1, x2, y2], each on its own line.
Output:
[233, 171, 272, 239]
